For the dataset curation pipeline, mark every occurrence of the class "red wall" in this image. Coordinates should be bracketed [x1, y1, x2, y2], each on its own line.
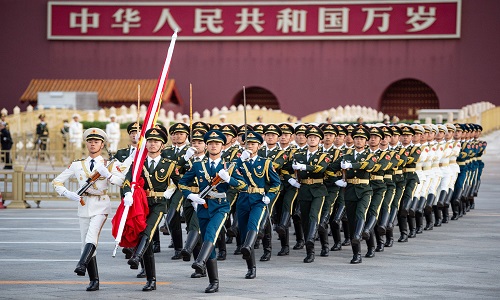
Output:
[1, 0, 499, 118]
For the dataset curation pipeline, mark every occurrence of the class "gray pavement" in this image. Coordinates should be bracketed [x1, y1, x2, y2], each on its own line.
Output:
[1, 131, 500, 299]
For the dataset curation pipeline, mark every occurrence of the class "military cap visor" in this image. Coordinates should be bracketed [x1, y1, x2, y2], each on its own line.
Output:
[84, 128, 108, 142]
[321, 124, 339, 135]
[352, 127, 370, 139]
[336, 124, 348, 135]
[242, 130, 264, 144]
[306, 125, 324, 139]
[204, 130, 227, 144]
[253, 124, 265, 134]
[237, 124, 254, 135]
[401, 126, 416, 135]
[127, 122, 142, 134]
[192, 121, 210, 133]
[145, 128, 168, 143]
[369, 127, 385, 139]
[390, 126, 403, 136]
[279, 123, 295, 134]
[381, 126, 393, 136]
[169, 123, 190, 134]
[294, 124, 308, 135]
[264, 124, 283, 136]
[221, 124, 238, 137]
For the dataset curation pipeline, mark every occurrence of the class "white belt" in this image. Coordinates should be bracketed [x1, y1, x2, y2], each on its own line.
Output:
[208, 191, 226, 198]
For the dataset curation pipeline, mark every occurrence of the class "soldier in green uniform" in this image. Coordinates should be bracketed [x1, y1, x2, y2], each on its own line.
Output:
[257, 124, 287, 262]
[123, 128, 181, 291]
[397, 125, 422, 242]
[341, 126, 376, 264]
[289, 125, 330, 263]
[318, 123, 343, 257]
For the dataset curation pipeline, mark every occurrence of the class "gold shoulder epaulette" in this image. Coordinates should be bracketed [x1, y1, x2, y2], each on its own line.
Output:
[72, 158, 85, 162]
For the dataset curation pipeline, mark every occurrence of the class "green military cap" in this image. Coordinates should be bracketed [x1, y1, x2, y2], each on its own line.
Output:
[221, 124, 237, 137]
[191, 129, 206, 141]
[169, 123, 190, 135]
[369, 126, 385, 139]
[204, 130, 226, 144]
[237, 124, 254, 136]
[253, 124, 265, 134]
[390, 125, 403, 136]
[264, 124, 282, 136]
[210, 124, 222, 131]
[127, 122, 142, 134]
[336, 124, 348, 135]
[401, 125, 416, 135]
[279, 123, 294, 134]
[145, 128, 168, 144]
[306, 125, 324, 139]
[454, 123, 464, 132]
[242, 130, 264, 144]
[83, 128, 107, 142]
[192, 121, 209, 133]
[352, 127, 370, 139]
[381, 126, 393, 137]
[154, 124, 169, 137]
[320, 123, 338, 135]
[294, 124, 308, 135]
[345, 124, 356, 135]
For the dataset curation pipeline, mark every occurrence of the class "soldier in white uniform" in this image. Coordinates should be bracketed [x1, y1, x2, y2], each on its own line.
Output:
[69, 114, 84, 150]
[106, 114, 121, 154]
[52, 128, 125, 291]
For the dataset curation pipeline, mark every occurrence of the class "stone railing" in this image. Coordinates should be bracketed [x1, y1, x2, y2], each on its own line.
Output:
[300, 105, 388, 124]
[417, 101, 495, 124]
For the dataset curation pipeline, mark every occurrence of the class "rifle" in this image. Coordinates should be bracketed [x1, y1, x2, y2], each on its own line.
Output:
[198, 162, 236, 208]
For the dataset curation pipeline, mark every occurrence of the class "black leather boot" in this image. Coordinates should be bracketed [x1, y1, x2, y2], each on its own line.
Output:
[365, 232, 376, 258]
[142, 245, 156, 291]
[122, 247, 133, 259]
[424, 210, 434, 231]
[241, 230, 258, 260]
[216, 231, 227, 261]
[351, 219, 365, 246]
[277, 227, 289, 256]
[260, 223, 272, 261]
[86, 256, 99, 291]
[398, 215, 408, 242]
[137, 260, 146, 278]
[350, 243, 362, 264]
[245, 251, 257, 279]
[408, 216, 417, 238]
[303, 243, 315, 263]
[305, 221, 319, 248]
[128, 235, 149, 270]
[433, 206, 442, 227]
[415, 212, 423, 234]
[181, 230, 200, 262]
[362, 215, 377, 240]
[191, 241, 214, 275]
[226, 213, 239, 238]
[205, 258, 219, 292]
[152, 228, 161, 253]
[275, 211, 291, 236]
[442, 205, 450, 223]
[437, 190, 447, 208]
[330, 221, 342, 251]
[374, 226, 385, 252]
[341, 219, 351, 246]
[292, 213, 304, 249]
[385, 228, 394, 247]
[318, 224, 329, 257]
[257, 211, 269, 239]
[377, 209, 389, 236]
[190, 242, 207, 278]
[75, 243, 96, 276]
[159, 215, 170, 235]
[171, 228, 183, 260]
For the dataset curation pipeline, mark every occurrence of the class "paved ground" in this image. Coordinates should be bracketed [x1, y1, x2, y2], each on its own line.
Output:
[1, 131, 500, 299]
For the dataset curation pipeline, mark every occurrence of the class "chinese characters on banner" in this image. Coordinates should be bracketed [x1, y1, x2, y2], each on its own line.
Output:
[47, 1, 461, 40]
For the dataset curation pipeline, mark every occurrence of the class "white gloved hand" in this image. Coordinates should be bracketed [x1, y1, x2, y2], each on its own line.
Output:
[335, 179, 347, 187]
[292, 163, 307, 171]
[341, 161, 352, 169]
[163, 186, 176, 199]
[123, 192, 133, 206]
[218, 169, 231, 183]
[184, 147, 196, 161]
[262, 196, 271, 205]
[95, 163, 111, 178]
[240, 150, 252, 161]
[192, 202, 198, 211]
[288, 178, 301, 189]
[188, 193, 206, 205]
[63, 190, 81, 202]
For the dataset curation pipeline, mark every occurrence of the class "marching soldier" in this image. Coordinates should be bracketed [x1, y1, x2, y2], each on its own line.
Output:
[52, 128, 125, 291]
[257, 124, 287, 262]
[434, 124, 453, 227]
[441, 123, 460, 223]
[290, 125, 329, 263]
[397, 125, 421, 242]
[340, 126, 376, 264]
[180, 130, 247, 293]
[123, 127, 181, 291]
[235, 130, 281, 277]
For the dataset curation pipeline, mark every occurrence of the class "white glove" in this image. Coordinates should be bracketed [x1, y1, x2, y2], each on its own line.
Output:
[163, 186, 176, 199]
[288, 178, 301, 189]
[95, 163, 111, 178]
[262, 196, 271, 205]
[341, 161, 352, 169]
[123, 192, 133, 206]
[192, 202, 198, 211]
[218, 169, 231, 183]
[184, 147, 196, 161]
[240, 150, 252, 161]
[335, 179, 347, 187]
[188, 193, 206, 205]
[292, 163, 307, 171]
[63, 190, 81, 202]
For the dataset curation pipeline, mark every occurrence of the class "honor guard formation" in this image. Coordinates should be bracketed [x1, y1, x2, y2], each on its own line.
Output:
[52, 120, 486, 293]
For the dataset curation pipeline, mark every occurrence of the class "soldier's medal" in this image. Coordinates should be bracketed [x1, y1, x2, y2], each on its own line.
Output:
[160, 168, 165, 173]
[257, 165, 261, 169]
[80, 175, 83, 181]
[314, 158, 318, 162]
[362, 158, 366, 161]
[200, 178, 203, 183]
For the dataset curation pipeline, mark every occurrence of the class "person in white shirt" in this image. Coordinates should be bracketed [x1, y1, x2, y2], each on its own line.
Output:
[69, 114, 84, 150]
[106, 114, 121, 154]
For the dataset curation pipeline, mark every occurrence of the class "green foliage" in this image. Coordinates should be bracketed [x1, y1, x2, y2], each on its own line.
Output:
[81, 121, 107, 130]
